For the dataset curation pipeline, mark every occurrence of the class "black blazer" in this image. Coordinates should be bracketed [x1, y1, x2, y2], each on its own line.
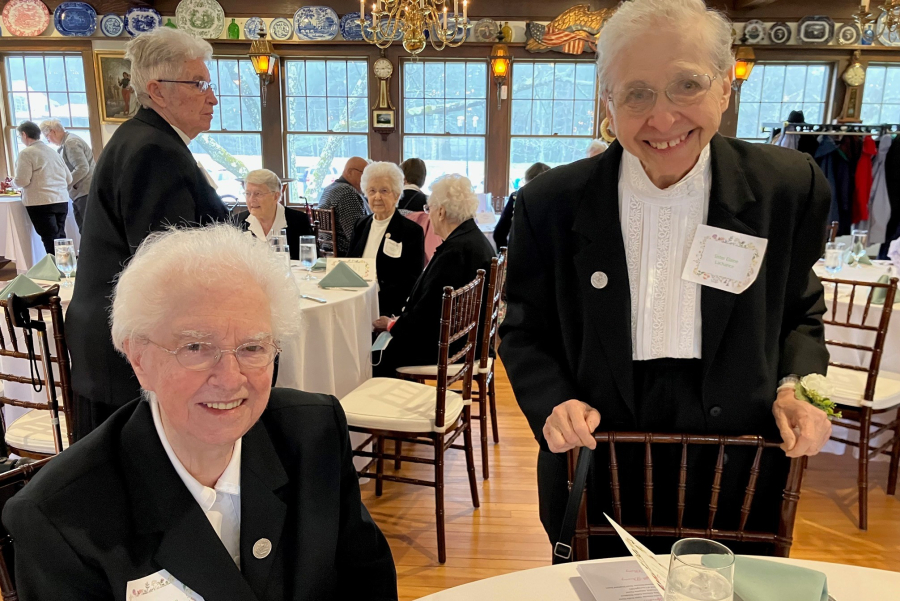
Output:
[65, 108, 228, 406]
[347, 211, 426, 316]
[2, 390, 398, 601]
[397, 188, 428, 212]
[492, 192, 516, 249]
[233, 206, 314, 260]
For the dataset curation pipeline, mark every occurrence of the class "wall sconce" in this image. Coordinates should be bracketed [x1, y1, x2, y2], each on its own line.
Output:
[732, 46, 756, 113]
[490, 44, 512, 111]
[249, 33, 278, 107]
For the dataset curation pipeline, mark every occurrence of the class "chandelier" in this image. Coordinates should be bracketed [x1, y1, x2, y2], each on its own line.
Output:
[358, 0, 471, 55]
[879, 0, 900, 33]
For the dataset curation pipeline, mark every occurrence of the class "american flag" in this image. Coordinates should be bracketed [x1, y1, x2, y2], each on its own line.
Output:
[539, 24, 599, 55]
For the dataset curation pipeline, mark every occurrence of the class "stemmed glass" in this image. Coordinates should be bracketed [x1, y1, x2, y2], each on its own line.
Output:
[664, 538, 734, 601]
[54, 238, 76, 288]
[299, 235, 317, 281]
[849, 229, 868, 267]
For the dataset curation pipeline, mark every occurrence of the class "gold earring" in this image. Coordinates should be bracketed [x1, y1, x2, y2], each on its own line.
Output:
[600, 117, 616, 143]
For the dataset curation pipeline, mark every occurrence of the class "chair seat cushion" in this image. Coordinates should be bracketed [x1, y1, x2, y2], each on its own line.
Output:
[827, 367, 900, 411]
[340, 378, 465, 434]
[396, 357, 493, 377]
[5, 409, 69, 454]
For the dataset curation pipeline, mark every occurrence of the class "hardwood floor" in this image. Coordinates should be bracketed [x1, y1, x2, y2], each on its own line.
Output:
[359, 360, 900, 600]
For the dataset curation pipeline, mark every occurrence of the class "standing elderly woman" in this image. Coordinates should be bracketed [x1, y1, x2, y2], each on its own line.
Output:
[233, 169, 313, 259]
[347, 162, 425, 317]
[39, 119, 94, 232]
[372, 174, 495, 377]
[3, 225, 397, 601]
[500, 0, 833, 559]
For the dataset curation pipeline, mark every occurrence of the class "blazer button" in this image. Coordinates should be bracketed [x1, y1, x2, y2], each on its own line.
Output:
[590, 272, 608, 289]
[709, 406, 722, 418]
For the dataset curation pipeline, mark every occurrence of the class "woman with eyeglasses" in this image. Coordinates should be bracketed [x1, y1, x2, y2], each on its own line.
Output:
[500, 0, 832, 559]
[233, 169, 313, 260]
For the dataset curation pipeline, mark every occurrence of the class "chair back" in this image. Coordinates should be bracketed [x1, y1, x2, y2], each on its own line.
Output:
[434, 270, 485, 430]
[307, 207, 338, 257]
[0, 458, 52, 599]
[569, 433, 806, 559]
[826, 221, 839, 243]
[0, 286, 74, 455]
[478, 248, 508, 370]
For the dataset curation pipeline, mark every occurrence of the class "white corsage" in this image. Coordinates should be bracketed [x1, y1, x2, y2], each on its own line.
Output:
[794, 374, 840, 420]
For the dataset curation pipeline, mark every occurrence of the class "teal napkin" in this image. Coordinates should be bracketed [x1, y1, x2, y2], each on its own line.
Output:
[0, 275, 44, 301]
[311, 257, 327, 272]
[25, 254, 62, 282]
[319, 261, 367, 288]
[730, 556, 828, 601]
[844, 250, 873, 266]
[872, 274, 891, 305]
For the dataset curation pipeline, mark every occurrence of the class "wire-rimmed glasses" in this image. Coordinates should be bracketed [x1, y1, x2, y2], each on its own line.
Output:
[148, 340, 280, 371]
[610, 74, 717, 115]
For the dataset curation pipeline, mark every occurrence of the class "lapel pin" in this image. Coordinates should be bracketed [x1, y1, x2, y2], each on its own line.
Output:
[591, 271, 608, 290]
[253, 538, 272, 559]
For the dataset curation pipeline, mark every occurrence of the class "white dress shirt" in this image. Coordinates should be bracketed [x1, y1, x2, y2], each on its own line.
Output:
[245, 202, 288, 243]
[150, 398, 242, 566]
[618, 144, 712, 361]
[362, 214, 391, 258]
[170, 123, 218, 189]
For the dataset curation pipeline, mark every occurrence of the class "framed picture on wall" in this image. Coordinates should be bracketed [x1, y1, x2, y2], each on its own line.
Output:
[373, 109, 395, 129]
[93, 51, 139, 123]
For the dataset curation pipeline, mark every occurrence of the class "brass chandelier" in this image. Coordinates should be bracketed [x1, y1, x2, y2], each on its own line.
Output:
[855, 0, 900, 33]
[358, 0, 471, 55]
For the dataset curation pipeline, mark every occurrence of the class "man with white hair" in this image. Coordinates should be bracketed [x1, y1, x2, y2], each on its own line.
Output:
[39, 119, 94, 232]
[66, 27, 228, 441]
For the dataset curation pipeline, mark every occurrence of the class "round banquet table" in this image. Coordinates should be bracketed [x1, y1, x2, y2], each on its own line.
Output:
[415, 556, 900, 600]
[0, 195, 80, 273]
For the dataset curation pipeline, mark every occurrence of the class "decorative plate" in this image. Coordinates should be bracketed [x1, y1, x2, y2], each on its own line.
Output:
[472, 18, 499, 42]
[293, 6, 339, 41]
[100, 13, 124, 36]
[340, 12, 371, 41]
[837, 23, 861, 46]
[53, 1, 96, 36]
[175, 0, 224, 39]
[797, 16, 834, 45]
[768, 22, 791, 45]
[270, 16, 292, 40]
[876, 8, 900, 47]
[742, 19, 766, 44]
[124, 6, 161, 37]
[244, 16, 265, 39]
[2, 0, 50, 37]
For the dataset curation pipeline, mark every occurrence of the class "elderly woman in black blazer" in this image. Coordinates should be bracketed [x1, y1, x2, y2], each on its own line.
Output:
[233, 169, 313, 260]
[347, 162, 426, 317]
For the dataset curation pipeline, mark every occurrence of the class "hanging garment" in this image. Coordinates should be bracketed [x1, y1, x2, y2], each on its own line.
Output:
[853, 137, 876, 224]
[869, 134, 894, 246]
[878, 135, 900, 259]
[777, 131, 799, 150]
[815, 136, 853, 233]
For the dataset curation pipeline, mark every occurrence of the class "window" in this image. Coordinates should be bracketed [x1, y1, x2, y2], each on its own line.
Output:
[189, 58, 262, 200]
[402, 60, 487, 192]
[860, 64, 900, 125]
[3, 54, 91, 168]
[509, 61, 597, 191]
[735, 63, 830, 142]
[284, 59, 369, 204]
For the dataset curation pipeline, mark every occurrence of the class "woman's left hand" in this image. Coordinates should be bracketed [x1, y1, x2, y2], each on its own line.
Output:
[373, 316, 392, 332]
[772, 388, 832, 458]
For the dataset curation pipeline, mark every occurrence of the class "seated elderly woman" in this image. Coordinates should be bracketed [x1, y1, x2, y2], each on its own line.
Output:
[2, 225, 398, 601]
[372, 174, 495, 378]
[347, 162, 425, 316]
[233, 168, 313, 259]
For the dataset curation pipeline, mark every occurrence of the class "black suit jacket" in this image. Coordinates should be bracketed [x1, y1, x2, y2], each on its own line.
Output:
[2, 390, 397, 601]
[493, 192, 516, 249]
[65, 108, 228, 406]
[233, 206, 314, 260]
[347, 211, 425, 316]
[397, 188, 428, 212]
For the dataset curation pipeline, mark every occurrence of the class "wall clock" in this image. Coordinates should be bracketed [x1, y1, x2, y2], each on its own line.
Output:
[372, 56, 396, 140]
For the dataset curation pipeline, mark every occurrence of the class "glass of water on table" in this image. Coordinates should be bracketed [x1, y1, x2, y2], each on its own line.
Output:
[54, 238, 76, 288]
[664, 538, 734, 601]
[299, 235, 317, 281]
[824, 241, 845, 275]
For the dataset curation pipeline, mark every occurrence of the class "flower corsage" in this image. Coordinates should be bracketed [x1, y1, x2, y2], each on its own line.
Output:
[794, 374, 841, 420]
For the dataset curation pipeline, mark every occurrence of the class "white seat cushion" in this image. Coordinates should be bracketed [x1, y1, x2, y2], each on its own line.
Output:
[5, 409, 69, 454]
[395, 357, 493, 377]
[340, 377, 465, 434]
[827, 367, 900, 411]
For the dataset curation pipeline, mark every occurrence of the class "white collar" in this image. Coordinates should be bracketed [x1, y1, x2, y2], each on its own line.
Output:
[403, 183, 421, 192]
[170, 124, 193, 146]
[622, 143, 711, 203]
[245, 203, 287, 241]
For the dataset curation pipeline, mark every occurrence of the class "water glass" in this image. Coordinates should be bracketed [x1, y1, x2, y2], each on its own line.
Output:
[824, 242, 845, 275]
[268, 236, 291, 271]
[299, 235, 317, 281]
[54, 238, 76, 288]
[664, 539, 734, 601]
[849, 228, 868, 267]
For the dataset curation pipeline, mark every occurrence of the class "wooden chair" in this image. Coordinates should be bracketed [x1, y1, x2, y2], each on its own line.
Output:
[0, 457, 52, 600]
[820, 275, 900, 530]
[826, 220, 839, 243]
[307, 207, 338, 257]
[567, 433, 807, 560]
[340, 271, 485, 564]
[0, 286, 74, 458]
[397, 248, 508, 479]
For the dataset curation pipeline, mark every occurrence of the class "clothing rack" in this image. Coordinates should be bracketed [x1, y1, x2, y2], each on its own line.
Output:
[762, 122, 900, 136]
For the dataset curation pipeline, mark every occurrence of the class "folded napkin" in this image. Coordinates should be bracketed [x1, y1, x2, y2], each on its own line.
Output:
[311, 257, 327, 271]
[844, 250, 873, 266]
[728, 556, 828, 601]
[0, 275, 44, 301]
[319, 261, 367, 288]
[872, 274, 891, 305]
[25, 254, 61, 282]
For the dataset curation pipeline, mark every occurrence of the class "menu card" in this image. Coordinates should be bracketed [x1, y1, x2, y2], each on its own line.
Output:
[577, 560, 663, 601]
[325, 258, 376, 281]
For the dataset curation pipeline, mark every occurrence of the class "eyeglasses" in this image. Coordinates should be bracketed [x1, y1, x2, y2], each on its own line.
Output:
[423, 204, 431, 213]
[243, 191, 276, 200]
[609, 74, 716, 115]
[157, 80, 217, 94]
[149, 340, 280, 371]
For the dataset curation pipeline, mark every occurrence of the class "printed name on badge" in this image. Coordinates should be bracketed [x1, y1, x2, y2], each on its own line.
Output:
[682, 224, 768, 294]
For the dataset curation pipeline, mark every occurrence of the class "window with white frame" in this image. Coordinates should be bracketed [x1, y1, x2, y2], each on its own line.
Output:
[860, 64, 900, 125]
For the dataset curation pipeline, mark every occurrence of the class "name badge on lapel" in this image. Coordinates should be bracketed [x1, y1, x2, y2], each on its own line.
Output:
[681, 224, 768, 294]
[127, 569, 205, 600]
[383, 239, 403, 258]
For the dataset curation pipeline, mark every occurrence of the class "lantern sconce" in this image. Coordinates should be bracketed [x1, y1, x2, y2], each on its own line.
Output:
[490, 44, 512, 111]
[249, 33, 278, 107]
[732, 46, 756, 113]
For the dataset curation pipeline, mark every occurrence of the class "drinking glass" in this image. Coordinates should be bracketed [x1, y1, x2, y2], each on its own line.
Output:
[54, 238, 76, 288]
[268, 236, 291, 271]
[299, 235, 317, 281]
[824, 242, 845, 275]
[849, 228, 868, 267]
[664, 539, 734, 601]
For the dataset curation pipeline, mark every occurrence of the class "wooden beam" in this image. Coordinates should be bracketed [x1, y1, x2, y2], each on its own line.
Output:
[734, 0, 781, 9]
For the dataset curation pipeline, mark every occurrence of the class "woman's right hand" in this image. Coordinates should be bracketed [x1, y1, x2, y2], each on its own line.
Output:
[373, 316, 392, 332]
[543, 399, 601, 453]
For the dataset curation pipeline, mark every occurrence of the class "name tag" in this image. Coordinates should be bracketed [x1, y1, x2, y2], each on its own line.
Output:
[127, 570, 204, 600]
[383, 239, 403, 259]
[681, 224, 767, 294]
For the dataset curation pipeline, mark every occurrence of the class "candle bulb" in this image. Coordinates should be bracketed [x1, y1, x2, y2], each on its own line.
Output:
[360, 0, 364, 17]
[463, 0, 467, 21]
[454, 0, 458, 19]
[443, 6, 447, 29]
[862, 0, 870, 10]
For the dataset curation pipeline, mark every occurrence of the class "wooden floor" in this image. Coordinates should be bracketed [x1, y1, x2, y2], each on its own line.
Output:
[360, 360, 900, 600]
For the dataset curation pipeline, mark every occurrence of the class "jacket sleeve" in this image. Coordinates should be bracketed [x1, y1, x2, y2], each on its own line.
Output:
[492, 193, 515, 249]
[388, 251, 449, 344]
[66, 139, 89, 195]
[12, 152, 32, 189]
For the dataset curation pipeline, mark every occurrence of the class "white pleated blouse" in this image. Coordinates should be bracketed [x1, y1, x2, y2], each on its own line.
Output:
[617, 144, 712, 361]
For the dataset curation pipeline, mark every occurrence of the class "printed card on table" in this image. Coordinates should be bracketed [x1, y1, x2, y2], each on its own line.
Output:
[325, 258, 376, 281]
[681, 224, 768, 294]
[604, 513, 668, 597]
[577, 560, 663, 601]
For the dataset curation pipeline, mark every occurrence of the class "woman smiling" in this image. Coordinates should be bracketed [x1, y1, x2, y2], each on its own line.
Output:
[233, 169, 313, 260]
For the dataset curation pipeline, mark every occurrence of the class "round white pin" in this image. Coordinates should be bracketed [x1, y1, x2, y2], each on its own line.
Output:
[385, 233, 391, 239]
[591, 272, 608, 289]
[253, 538, 272, 559]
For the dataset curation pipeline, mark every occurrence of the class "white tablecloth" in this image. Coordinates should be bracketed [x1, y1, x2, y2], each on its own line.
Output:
[0, 195, 80, 273]
[417, 556, 900, 600]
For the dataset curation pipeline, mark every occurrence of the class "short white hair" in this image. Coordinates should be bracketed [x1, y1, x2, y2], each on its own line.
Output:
[596, 0, 734, 95]
[428, 175, 478, 224]
[111, 224, 301, 352]
[245, 169, 282, 193]
[360, 162, 404, 199]
[586, 139, 608, 157]
[125, 28, 213, 107]
[38, 119, 64, 135]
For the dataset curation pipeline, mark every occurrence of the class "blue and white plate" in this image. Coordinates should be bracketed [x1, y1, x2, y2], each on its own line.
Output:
[100, 13, 123, 36]
[244, 16, 265, 39]
[876, 8, 900, 47]
[797, 15, 834, 45]
[53, 2, 96, 37]
[124, 6, 162, 37]
[340, 12, 371, 41]
[269, 16, 292, 40]
[293, 6, 339, 41]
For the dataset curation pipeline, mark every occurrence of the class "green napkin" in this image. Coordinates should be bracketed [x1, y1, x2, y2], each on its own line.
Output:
[0, 275, 44, 301]
[311, 257, 327, 272]
[844, 250, 873, 266]
[25, 254, 61, 282]
[319, 261, 367, 288]
[872, 274, 891, 305]
[730, 556, 828, 601]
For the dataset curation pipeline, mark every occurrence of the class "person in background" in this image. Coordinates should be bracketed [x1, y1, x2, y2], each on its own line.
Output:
[316, 157, 369, 256]
[347, 162, 425, 317]
[66, 28, 228, 442]
[232, 169, 313, 259]
[493, 162, 551, 250]
[40, 119, 94, 233]
[398, 158, 429, 212]
[12, 121, 72, 255]
[119, 71, 133, 117]
[586, 139, 609, 158]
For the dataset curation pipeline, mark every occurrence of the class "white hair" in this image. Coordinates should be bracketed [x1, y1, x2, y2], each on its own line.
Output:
[596, 0, 734, 95]
[245, 169, 282, 193]
[125, 28, 213, 108]
[111, 224, 301, 352]
[38, 119, 64, 135]
[360, 162, 404, 199]
[586, 139, 608, 157]
[427, 175, 478, 224]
